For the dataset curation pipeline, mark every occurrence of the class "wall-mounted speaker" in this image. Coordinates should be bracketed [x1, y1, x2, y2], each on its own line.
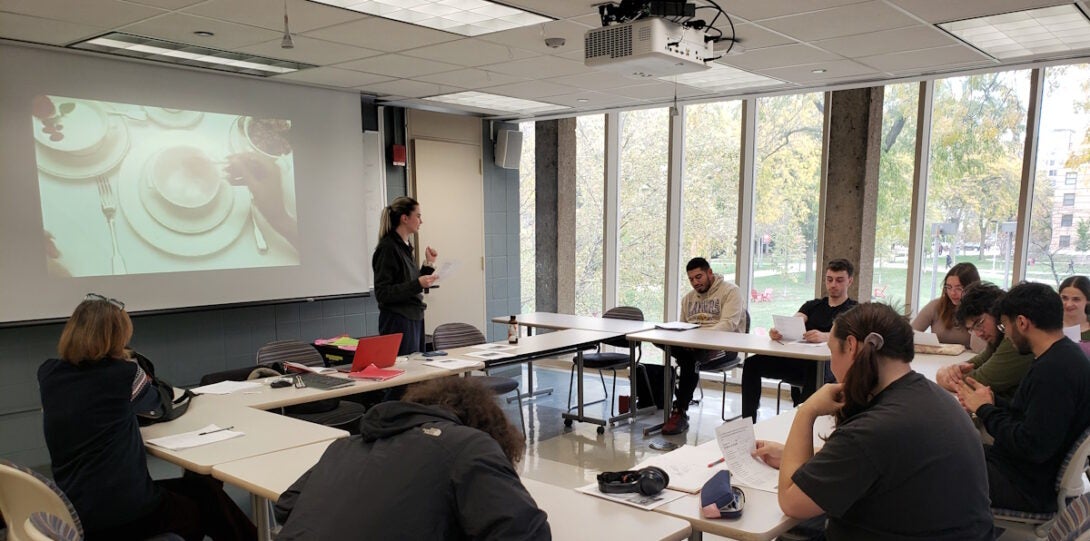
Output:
[494, 129, 523, 170]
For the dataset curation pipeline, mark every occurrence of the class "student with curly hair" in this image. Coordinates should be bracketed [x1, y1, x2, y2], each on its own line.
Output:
[275, 377, 550, 540]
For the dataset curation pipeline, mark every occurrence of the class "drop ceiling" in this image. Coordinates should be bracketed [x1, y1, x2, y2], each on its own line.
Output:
[2, 0, 1090, 118]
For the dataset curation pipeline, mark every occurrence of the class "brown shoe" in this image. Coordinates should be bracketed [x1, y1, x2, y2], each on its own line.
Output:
[662, 409, 689, 435]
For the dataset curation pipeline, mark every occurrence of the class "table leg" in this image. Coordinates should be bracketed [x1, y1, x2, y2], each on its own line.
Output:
[253, 494, 272, 541]
[506, 325, 554, 402]
[606, 342, 654, 424]
[815, 359, 827, 393]
[643, 344, 674, 436]
[561, 350, 608, 430]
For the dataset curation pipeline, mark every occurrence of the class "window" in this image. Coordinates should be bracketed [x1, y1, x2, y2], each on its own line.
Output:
[1062, 214, 1074, 227]
[920, 70, 1029, 295]
[1066, 171, 1078, 185]
[680, 101, 742, 296]
[875, 83, 919, 309]
[1065, 193, 1076, 206]
[750, 92, 825, 330]
[1049, 169, 1058, 176]
[575, 115, 605, 316]
[518, 122, 535, 313]
[1060, 235, 1071, 248]
[618, 108, 669, 322]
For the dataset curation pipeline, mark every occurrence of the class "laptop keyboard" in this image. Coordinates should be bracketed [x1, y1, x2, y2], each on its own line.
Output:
[296, 372, 353, 390]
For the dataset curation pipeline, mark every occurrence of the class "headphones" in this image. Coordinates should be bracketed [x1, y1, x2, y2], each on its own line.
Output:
[597, 466, 670, 496]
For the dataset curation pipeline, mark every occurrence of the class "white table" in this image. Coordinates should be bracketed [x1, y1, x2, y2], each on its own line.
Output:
[213, 441, 693, 541]
[627, 329, 831, 435]
[912, 350, 976, 383]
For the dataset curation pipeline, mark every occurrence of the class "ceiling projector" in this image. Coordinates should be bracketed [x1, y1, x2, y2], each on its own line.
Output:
[584, 16, 713, 78]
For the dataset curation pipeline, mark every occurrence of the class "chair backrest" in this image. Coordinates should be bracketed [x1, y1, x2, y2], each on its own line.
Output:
[0, 460, 83, 541]
[601, 306, 643, 349]
[1049, 492, 1090, 541]
[742, 309, 751, 334]
[433, 323, 486, 350]
[26, 512, 82, 541]
[256, 340, 325, 367]
[1057, 426, 1090, 506]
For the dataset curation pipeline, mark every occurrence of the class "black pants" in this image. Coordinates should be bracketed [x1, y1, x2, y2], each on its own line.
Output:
[741, 355, 833, 421]
[85, 472, 256, 541]
[986, 453, 1054, 513]
[379, 311, 425, 355]
[656, 346, 736, 413]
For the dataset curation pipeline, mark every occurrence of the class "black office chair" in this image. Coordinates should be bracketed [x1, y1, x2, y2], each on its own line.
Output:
[432, 322, 526, 435]
[565, 306, 650, 426]
[254, 340, 366, 434]
[694, 310, 749, 421]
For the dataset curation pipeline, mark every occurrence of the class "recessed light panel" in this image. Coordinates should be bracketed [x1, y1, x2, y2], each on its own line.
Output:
[424, 91, 566, 114]
[939, 4, 1090, 59]
[70, 33, 314, 76]
[664, 63, 785, 92]
[311, 0, 551, 37]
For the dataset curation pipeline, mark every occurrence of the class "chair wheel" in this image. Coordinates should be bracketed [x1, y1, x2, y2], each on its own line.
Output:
[564, 419, 573, 427]
[596, 426, 605, 434]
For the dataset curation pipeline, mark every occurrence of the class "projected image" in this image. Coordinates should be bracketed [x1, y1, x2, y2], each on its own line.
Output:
[32, 95, 299, 277]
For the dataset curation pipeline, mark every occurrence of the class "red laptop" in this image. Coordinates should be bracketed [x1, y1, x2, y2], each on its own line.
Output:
[338, 333, 402, 371]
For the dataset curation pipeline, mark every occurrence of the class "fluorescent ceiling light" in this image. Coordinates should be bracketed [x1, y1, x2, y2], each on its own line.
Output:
[310, 0, 552, 36]
[424, 91, 566, 114]
[70, 33, 315, 76]
[939, 4, 1090, 59]
[663, 63, 785, 92]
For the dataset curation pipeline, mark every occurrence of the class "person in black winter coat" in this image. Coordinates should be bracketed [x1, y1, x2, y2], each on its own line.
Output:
[275, 377, 551, 540]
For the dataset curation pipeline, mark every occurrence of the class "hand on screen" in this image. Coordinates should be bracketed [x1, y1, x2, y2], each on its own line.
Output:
[44, 230, 70, 277]
[224, 152, 296, 245]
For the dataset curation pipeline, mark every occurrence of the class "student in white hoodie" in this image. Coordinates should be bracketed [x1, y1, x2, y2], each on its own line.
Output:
[660, 257, 744, 434]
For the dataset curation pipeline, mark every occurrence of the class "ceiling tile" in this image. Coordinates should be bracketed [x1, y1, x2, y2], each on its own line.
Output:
[482, 80, 577, 99]
[335, 54, 461, 78]
[713, 21, 798, 50]
[539, 90, 643, 108]
[758, 1, 919, 42]
[478, 19, 591, 56]
[235, 36, 382, 65]
[0, 12, 103, 45]
[356, 79, 463, 98]
[814, 25, 959, 57]
[758, 59, 880, 83]
[0, 0, 166, 28]
[546, 71, 651, 90]
[413, 68, 525, 89]
[401, 38, 539, 67]
[481, 55, 588, 78]
[721, 0, 870, 22]
[123, 0, 203, 9]
[886, 0, 1072, 24]
[721, 43, 842, 70]
[302, 17, 460, 52]
[609, 81, 710, 100]
[500, 0, 596, 20]
[273, 67, 393, 88]
[182, 0, 368, 33]
[857, 45, 994, 73]
[118, 12, 282, 49]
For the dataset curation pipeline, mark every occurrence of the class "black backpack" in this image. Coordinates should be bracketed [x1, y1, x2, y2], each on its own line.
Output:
[132, 352, 195, 426]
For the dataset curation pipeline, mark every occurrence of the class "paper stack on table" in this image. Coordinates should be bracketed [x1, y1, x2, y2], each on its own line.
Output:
[190, 380, 263, 395]
[146, 424, 243, 450]
[422, 358, 479, 371]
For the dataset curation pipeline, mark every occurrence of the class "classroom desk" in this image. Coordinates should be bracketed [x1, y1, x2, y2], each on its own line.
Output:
[651, 410, 835, 541]
[912, 350, 976, 383]
[626, 329, 831, 435]
[212, 441, 692, 541]
[492, 312, 658, 429]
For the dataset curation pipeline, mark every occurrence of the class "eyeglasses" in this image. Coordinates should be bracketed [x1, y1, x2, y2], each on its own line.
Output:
[996, 323, 1006, 334]
[943, 285, 965, 294]
[968, 317, 986, 333]
[85, 293, 124, 310]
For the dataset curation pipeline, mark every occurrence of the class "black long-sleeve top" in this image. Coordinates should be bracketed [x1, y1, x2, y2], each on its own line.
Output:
[371, 231, 434, 321]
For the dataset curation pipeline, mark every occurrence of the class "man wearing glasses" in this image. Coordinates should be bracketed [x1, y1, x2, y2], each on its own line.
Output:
[935, 282, 1033, 401]
[957, 282, 1090, 514]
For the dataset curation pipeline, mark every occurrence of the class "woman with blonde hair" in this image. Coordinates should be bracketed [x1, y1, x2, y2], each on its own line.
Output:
[754, 303, 993, 540]
[38, 295, 255, 541]
[372, 196, 439, 354]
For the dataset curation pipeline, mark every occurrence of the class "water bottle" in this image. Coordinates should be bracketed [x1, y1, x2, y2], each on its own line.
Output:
[507, 315, 519, 344]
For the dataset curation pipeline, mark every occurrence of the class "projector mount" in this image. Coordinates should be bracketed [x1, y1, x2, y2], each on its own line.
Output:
[596, 0, 738, 58]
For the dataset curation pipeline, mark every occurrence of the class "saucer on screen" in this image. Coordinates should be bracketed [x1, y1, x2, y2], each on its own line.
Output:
[138, 173, 235, 234]
[35, 116, 130, 180]
[33, 99, 110, 155]
[144, 107, 203, 129]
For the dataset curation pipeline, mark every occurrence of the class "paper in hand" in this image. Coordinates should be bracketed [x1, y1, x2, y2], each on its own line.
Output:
[715, 417, 779, 493]
[772, 315, 806, 342]
[434, 261, 461, 283]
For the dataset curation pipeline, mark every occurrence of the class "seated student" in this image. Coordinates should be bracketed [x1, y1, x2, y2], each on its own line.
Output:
[754, 303, 994, 541]
[741, 259, 858, 421]
[275, 377, 550, 540]
[658, 257, 744, 435]
[935, 282, 1033, 401]
[957, 282, 1090, 513]
[38, 295, 256, 541]
[911, 262, 981, 349]
[1060, 275, 1090, 356]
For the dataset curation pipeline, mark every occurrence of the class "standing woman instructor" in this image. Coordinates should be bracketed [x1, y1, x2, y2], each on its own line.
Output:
[373, 196, 439, 355]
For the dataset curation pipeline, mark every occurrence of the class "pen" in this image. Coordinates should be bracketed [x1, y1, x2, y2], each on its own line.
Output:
[708, 457, 725, 468]
[775, 339, 785, 345]
[198, 426, 234, 436]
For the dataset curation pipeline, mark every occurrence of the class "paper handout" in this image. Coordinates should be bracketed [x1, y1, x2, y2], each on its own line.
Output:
[715, 417, 779, 493]
[146, 424, 244, 451]
[771, 315, 807, 342]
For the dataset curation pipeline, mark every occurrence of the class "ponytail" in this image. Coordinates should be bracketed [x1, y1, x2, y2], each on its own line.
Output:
[378, 196, 419, 242]
[831, 303, 914, 425]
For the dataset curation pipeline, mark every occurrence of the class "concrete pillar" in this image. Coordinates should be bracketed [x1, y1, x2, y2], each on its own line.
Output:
[821, 87, 883, 301]
[535, 119, 577, 313]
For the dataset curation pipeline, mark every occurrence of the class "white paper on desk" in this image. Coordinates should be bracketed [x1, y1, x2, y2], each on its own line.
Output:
[422, 358, 479, 371]
[715, 418, 779, 493]
[464, 350, 515, 360]
[637, 444, 719, 493]
[575, 482, 686, 510]
[655, 321, 699, 331]
[469, 343, 518, 351]
[433, 261, 462, 283]
[772, 315, 807, 342]
[190, 380, 263, 395]
[913, 331, 941, 347]
[146, 424, 243, 451]
[1064, 325, 1082, 342]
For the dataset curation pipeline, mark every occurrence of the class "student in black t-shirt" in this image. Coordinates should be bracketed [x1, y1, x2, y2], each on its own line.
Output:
[957, 282, 1090, 513]
[754, 303, 994, 541]
[38, 295, 256, 541]
[741, 259, 858, 421]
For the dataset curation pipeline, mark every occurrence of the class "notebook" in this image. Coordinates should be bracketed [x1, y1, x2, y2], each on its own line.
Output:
[348, 364, 405, 381]
[336, 333, 402, 372]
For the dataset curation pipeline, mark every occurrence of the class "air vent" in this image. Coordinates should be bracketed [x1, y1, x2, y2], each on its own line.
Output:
[585, 24, 632, 59]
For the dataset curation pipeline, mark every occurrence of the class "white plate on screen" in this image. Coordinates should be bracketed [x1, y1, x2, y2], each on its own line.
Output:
[137, 152, 235, 235]
[118, 155, 250, 257]
[144, 107, 203, 129]
[35, 116, 130, 180]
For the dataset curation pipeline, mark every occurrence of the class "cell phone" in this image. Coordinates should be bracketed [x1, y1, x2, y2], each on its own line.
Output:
[422, 350, 448, 357]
